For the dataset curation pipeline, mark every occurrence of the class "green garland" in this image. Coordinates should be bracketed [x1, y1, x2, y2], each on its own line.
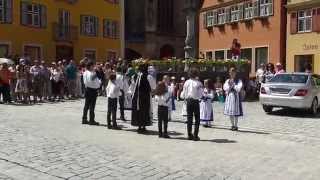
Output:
[132, 58, 251, 67]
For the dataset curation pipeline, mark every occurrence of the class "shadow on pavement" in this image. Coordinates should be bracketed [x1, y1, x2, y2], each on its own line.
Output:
[123, 129, 184, 136]
[268, 108, 320, 119]
[209, 126, 271, 135]
[170, 137, 237, 143]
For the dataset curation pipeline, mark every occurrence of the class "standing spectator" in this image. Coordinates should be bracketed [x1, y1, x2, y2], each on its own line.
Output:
[200, 79, 215, 128]
[0, 63, 12, 103]
[41, 61, 52, 101]
[305, 63, 312, 73]
[57, 61, 66, 100]
[147, 65, 157, 121]
[231, 39, 241, 61]
[30, 60, 43, 103]
[82, 61, 101, 125]
[96, 64, 106, 96]
[115, 66, 126, 121]
[51, 62, 62, 101]
[256, 63, 266, 94]
[177, 77, 185, 101]
[265, 63, 275, 82]
[214, 76, 224, 102]
[223, 67, 243, 131]
[9, 65, 17, 102]
[181, 68, 203, 141]
[75, 66, 84, 98]
[275, 63, 285, 74]
[15, 63, 29, 103]
[65, 60, 78, 99]
[155, 81, 171, 138]
[106, 73, 121, 130]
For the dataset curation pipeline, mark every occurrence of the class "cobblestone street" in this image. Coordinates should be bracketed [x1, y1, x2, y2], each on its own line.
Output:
[1, 98, 320, 180]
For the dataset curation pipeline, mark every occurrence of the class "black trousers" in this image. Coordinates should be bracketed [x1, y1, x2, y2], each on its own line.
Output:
[186, 99, 200, 137]
[119, 90, 125, 119]
[158, 106, 169, 135]
[107, 97, 118, 127]
[0, 84, 11, 103]
[82, 87, 98, 122]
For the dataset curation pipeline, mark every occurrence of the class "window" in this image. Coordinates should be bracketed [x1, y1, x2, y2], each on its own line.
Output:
[217, 9, 226, 25]
[298, 10, 312, 33]
[215, 50, 225, 60]
[84, 49, 96, 61]
[205, 51, 213, 60]
[81, 15, 99, 36]
[24, 45, 41, 60]
[230, 5, 240, 22]
[241, 48, 252, 61]
[106, 0, 119, 4]
[244, 2, 254, 19]
[104, 19, 119, 39]
[107, 51, 117, 61]
[255, 47, 268, 71]
[21, 2, 46, 28]
[0, 44, 9, 57]
[0, 0, 12, 23]
[260, 0, 273, 17]
[206, 11, 214, 27]
[294, 55, 313, 72]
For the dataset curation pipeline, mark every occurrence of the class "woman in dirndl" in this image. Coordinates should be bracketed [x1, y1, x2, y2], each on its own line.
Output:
[200, 79, 215, 127]
[223, 67, 243, 131]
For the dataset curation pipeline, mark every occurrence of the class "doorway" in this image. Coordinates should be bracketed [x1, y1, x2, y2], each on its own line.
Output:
[294, 55, 314, 72]
[56, 45, 73, 61]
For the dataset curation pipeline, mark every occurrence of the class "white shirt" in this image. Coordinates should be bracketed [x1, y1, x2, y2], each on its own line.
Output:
[106, 81, 121, 98]
[181, 79, 203, 100]
[116, 73, 124, 90]
[83, 70, 101, 89]
[147, 75, 157, 90]
[256, 68, 265, 83]
[155, 92, 170, 107]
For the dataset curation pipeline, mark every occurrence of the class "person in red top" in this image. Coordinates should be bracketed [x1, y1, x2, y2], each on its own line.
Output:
[0, 63, 12, 103]
[231, 39, 241, 61]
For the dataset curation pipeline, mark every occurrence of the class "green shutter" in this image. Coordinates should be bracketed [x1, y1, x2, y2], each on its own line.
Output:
[95, 16, 99, 36]
[40, 5, 47, 28]
[80, 15, 84, 35]
[20, 1, 28, 25]
[5, 0, 13, 23]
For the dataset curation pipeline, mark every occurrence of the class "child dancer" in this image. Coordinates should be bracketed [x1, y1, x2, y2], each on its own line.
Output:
[106, 73, 122, 130]
[200, 79, 215, 127]
[223, 67, 243, 131]
[155, 81, 171, 138]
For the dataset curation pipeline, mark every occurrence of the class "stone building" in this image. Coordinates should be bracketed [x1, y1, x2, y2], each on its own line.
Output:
[124, 0, 187, 60]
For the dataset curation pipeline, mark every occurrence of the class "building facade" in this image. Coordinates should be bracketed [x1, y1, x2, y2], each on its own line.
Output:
[0, 0, 124, 63]
[124, 0, 186, 60]
[199, 0, 287, 74]
[286, 0, 320, 74]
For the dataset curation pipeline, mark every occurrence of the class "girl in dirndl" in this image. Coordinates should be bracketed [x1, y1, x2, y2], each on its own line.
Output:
[223, 67, 243, 131]
[200, 79, 215, 127]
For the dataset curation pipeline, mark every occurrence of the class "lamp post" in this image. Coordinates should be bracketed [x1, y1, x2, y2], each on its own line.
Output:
[184, 0, 198, 72]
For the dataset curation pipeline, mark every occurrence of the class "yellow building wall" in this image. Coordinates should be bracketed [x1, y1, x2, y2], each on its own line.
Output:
[286, 11, 320, 74]
[0, 0, 121, 63]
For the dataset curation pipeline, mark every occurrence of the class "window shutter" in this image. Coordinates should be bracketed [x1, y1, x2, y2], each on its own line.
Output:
[239, 3, 244, 20]
[103, 19, 106, 37]
[40, 5, 47, 28]
[290, 12, 298, 34]
[312, 8, 320, 32]
[116, 21, 120, 39]
[253, 0, 259, 17]
[203, 12, 207, 28]
[80, 15, 85, 35]
[95, 17, 99, 36]
[4, 0, 13, 23]
[225, 7, 231, 23]
[20, 2, 28, 25]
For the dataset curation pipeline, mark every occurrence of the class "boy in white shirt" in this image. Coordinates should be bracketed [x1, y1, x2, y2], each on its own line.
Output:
[106, 73, 122, 130]
[155, 81, 171, 138]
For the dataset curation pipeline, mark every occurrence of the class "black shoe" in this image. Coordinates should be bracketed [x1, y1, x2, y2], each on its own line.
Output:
[120, 117, 127, 122]
[113, 126, 122, 130]
[107, 125, 112, 129]
[82, 120, 89, 124]
[231, 126, 236, 131]
[163, 134, 170, 139]
[137, 128, 143, 134]
[159, 134, 163, 138]
[234, 127, 239, 131]
[193, 136, 200, 141]
[89, 121, 100, 126]
[188, 134, 194, 140]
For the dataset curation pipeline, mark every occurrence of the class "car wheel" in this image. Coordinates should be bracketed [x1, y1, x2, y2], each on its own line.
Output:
[263, 105, 273, 113]
[310, 98, 318, 115]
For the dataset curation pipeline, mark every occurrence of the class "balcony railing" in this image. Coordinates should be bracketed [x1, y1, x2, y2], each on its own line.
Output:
[53, 23, 79, 42]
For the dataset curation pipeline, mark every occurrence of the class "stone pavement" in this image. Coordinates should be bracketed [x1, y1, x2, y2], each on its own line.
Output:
[0, 98, 320, 180]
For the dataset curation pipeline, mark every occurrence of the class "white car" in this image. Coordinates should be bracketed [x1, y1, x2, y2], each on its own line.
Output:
[259, 73, 320, 115]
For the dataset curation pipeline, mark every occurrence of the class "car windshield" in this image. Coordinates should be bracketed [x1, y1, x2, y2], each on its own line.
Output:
[268, 74, 308, 84]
